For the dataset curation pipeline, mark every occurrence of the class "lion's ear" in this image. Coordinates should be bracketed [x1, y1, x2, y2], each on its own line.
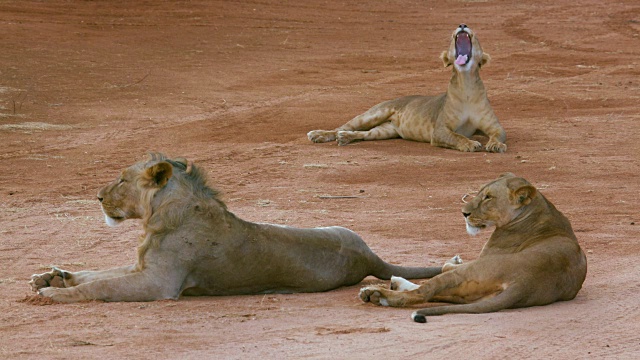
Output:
[440, 51, 452, 67]
[479, 52, 490, 68]
[506, 177, 536, 207]
[143, 161, 173, 188]
[498, 172, 516, 179]
[513, 185, 536, 206]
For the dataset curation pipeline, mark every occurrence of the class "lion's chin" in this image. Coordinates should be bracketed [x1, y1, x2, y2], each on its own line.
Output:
[104, 214, 124, 227]
[465, 221, 483, 236]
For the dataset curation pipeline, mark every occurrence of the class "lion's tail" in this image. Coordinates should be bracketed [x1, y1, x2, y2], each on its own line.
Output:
[410, 284, 523, 323]
[372, 262, 442, 280]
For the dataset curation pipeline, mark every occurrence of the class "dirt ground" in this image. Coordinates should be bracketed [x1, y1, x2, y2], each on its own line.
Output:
[1, 0, 639, 358]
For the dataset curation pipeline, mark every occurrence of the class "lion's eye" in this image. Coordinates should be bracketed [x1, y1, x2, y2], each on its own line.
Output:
[118, 178, 125, 184]
[482, 194, 492, 201]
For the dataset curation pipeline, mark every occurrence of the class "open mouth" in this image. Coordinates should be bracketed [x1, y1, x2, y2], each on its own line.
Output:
[455, 31, 472, 65]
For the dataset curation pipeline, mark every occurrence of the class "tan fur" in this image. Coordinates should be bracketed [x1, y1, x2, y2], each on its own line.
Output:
[359, 173, 587, 322]
[30, 153, 442, 303]
[307, 24, 506, 152]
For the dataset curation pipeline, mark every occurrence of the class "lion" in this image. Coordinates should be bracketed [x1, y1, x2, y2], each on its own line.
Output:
[307, 24, 506, 152]
[29, 153, 442, 303]
[359, 173, 587, 323]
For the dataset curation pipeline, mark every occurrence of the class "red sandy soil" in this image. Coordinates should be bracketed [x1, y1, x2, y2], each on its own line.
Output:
[1, 1, 639, 358]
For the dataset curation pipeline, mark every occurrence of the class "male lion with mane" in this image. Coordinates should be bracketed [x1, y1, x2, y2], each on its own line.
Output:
[359, 173, 587, 323]
[308, 24, 506, 152]
[30, 153, 442, 302]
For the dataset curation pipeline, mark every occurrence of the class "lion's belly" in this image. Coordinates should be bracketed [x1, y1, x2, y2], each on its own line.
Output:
[181, 224, 375, 296]
[391, 94, 444, 142]
[394, 119, 435, 142]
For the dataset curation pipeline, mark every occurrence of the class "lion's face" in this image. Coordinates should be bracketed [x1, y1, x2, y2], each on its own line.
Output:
[441, 24, 489, 71]
[97, 160, 173, 227]
[462, 173, 537, 235]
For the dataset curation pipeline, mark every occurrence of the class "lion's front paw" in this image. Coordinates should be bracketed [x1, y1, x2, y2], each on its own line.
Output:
[446, 255, 463, 266]
[442, 255, 463, 272]
[38, 286, 62, 300]
[307, 130, 337, 143]
[359, 286, 389, 306]
[30, 267, 68, 292]
[485, 140, 507, 153]
[458, 140, 483, 152]
[336, 131, 359, 146]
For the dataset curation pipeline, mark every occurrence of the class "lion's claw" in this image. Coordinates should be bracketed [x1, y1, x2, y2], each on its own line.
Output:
[456, 140, 482, 152]
[469, 140, 483, 152]
[486, 140, 507, 153]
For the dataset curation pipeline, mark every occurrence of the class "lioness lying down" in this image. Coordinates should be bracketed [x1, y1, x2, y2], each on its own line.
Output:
[308, 24, 506, 152]
[359, 173, 587, 323]
[30, 153, 441, 303]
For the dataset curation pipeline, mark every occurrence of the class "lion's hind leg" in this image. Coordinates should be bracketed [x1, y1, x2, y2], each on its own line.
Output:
[360, 267, 482, 308]
[359, 285, 426, 307]
[308, 105, 395, 144]
[337, 121, 399, 145]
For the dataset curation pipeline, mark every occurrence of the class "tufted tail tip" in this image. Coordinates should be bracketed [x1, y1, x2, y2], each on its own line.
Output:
[412, 312, 427, 323]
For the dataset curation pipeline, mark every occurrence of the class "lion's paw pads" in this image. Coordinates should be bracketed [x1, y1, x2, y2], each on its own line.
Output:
[359, 287, 386, 305]
[29, 267, 67, 292]
[359, 287, 373, 302]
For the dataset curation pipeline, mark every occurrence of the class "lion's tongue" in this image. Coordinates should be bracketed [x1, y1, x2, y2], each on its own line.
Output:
[455, 54, 468, 65]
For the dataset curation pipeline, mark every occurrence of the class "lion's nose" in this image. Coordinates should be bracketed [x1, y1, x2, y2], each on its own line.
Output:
[462, 211, 471, 218]
[459, 24, 467, 29]
[97, 196, 104, 203]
